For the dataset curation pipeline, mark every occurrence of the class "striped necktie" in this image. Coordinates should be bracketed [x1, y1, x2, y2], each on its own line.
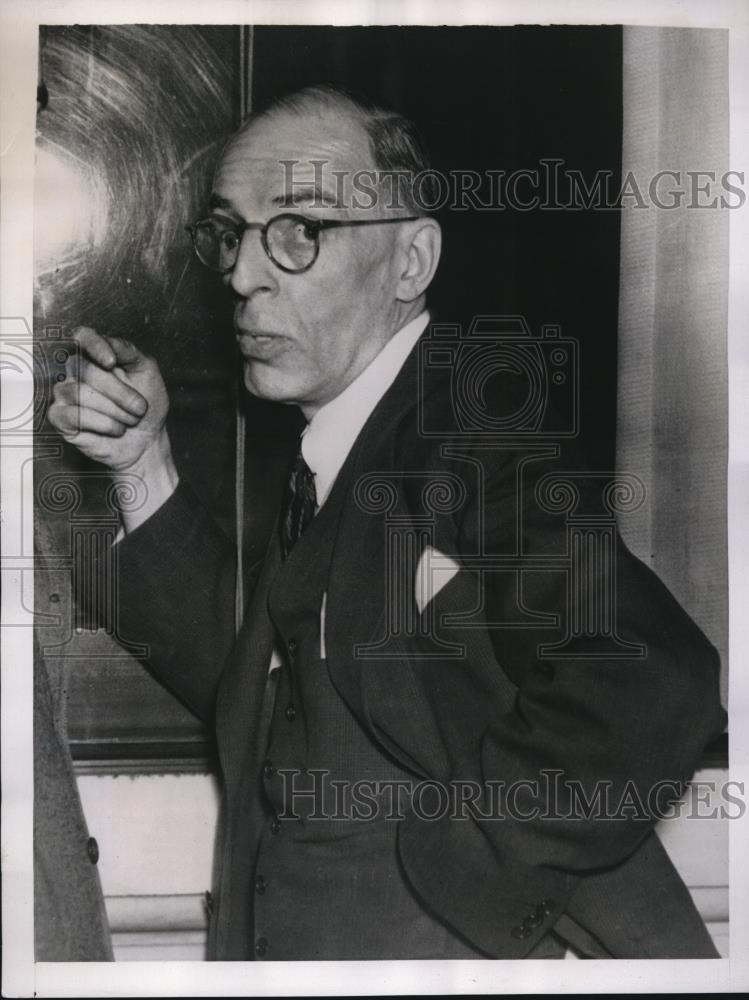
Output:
[280, 446, 317, 559]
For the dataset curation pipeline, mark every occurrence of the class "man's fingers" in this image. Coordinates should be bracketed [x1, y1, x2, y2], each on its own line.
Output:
[58, 430, 126, 460]
[57, 382, 143, 427]
[71, 328, 147, 373]
[78, 359, 148, 417]
[106, 336, 145, 368]
[50, 401, 128, 438]
[71, 326, 117, 369]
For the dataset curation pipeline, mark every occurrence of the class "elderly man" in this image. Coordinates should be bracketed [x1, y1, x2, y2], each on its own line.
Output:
[49, 85, 725, 961]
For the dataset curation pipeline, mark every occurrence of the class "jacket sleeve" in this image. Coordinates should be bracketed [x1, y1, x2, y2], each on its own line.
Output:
[104, 480, 241, 721]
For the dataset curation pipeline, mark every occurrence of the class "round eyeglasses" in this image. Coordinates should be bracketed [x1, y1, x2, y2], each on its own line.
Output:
[186, 212, 420, 275]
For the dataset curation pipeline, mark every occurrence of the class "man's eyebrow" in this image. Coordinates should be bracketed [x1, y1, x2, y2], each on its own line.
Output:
[272, 184, 334, 207]
[208, 193, 236, 212]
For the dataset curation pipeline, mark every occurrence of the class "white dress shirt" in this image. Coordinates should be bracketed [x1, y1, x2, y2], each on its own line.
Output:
[300, 310, 429, 508]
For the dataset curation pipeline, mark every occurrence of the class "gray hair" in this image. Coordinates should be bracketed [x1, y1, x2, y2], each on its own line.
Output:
[249, 83, 438, 216]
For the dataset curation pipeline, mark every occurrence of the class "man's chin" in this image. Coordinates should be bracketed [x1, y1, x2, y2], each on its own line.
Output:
[242, 363, 303, 406]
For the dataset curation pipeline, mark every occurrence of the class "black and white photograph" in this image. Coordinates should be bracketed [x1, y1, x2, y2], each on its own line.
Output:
[1, 0, 747, 995]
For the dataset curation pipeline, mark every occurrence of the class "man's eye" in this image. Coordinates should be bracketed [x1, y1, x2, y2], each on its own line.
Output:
[295, 220, 317, 240]
[219, 230, 240, 249]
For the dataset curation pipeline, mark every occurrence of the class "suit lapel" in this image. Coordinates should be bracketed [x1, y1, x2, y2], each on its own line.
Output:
[324, 335, 421, 713]
[325, 330, 454, 734]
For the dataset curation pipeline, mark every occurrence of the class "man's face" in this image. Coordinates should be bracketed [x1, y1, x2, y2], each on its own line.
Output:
[211, 109, 408, 416]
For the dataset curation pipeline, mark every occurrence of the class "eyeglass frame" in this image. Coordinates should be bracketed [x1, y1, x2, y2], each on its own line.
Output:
[185, 212, 421, 276]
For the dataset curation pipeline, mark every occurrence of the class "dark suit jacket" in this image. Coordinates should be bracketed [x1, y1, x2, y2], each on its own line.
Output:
[112, 328, 726, 959]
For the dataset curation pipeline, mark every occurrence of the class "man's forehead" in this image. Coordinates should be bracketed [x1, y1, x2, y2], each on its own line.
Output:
[215, 109, 376, 203]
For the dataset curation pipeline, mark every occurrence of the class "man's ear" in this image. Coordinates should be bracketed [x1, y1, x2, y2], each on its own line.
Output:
[395, 218, 442, 302]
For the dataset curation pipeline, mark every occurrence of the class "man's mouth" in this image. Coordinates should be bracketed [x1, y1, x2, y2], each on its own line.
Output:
[236, 329, 287, 360]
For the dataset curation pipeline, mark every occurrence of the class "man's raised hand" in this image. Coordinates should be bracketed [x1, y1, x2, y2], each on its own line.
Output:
[48, 327, 179, 531]
[48, 328, 168, 470]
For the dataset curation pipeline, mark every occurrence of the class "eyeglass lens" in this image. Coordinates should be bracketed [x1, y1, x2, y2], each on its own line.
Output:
[194, 216, 318, 273]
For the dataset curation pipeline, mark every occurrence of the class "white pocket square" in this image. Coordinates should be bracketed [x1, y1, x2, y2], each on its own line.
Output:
[415, 546, 460, 614]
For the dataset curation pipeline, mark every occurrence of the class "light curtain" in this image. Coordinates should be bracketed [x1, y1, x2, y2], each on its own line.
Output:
[617, 27, 729, 703]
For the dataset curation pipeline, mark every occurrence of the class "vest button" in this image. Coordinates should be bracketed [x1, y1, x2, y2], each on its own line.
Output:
[255, 937, 269, 957]
[255, 874, 267, 895]
[285, 703, 296, 722]
[541, 899, 556, 915]
[511, 924, 532, 940]
[86, 837, 99, 864]
[263, 759, 275, 780]
[270, 815, 281, 835]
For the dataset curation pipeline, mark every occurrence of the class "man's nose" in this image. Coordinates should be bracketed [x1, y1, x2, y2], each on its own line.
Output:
[229, 228, 278, 299]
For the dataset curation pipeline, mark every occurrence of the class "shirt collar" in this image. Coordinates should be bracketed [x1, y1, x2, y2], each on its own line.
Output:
[301, 311, 429, 506]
